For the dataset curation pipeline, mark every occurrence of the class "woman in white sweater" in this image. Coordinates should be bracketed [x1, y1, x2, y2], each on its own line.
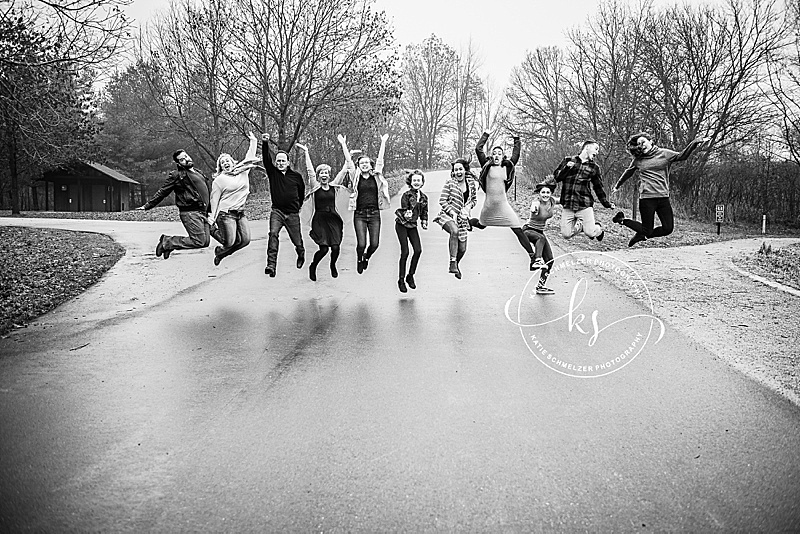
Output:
[209, 131, 260, 265]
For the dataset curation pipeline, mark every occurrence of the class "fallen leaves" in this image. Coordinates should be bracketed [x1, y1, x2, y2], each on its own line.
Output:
[734, 243, 800, 291]
[0, 227, 124, 336]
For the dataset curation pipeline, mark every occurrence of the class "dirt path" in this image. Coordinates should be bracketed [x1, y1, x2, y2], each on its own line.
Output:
[575, 237, 800, 406]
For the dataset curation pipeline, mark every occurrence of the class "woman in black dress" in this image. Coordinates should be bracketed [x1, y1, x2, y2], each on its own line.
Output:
[297, 135, 352, 280]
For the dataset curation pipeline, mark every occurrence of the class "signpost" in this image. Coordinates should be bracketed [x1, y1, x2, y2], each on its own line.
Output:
[715, 204, 724, 235]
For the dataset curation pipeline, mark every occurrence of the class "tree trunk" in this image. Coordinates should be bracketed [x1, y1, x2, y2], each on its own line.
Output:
[8, 122, 20, 215]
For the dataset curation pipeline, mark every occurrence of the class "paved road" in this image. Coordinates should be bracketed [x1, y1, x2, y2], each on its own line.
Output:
[1, 170, 799, 531]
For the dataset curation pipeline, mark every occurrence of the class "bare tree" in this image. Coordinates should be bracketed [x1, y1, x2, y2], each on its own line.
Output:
[397, 35, 457, 168]
[452, 39, 484, 159]
[136, 0, 239, 168]
[230, 0, 396, 151]
[640, 0, 787, 203]
[767, 0, 800, 166]
[565, 0, 647, 173]
[478, 75, 505, 145]
[0, 0, 131, 69]
[506, 47, 568, 145]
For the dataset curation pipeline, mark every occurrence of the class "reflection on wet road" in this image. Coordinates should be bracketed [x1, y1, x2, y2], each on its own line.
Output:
[1, 171, 799, 531]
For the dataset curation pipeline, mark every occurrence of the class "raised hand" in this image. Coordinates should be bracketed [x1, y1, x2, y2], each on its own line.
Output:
[261, 133, 269, 142]
[337, 134, 346, 144]
[248, 131, 257, 141]
[380, 133, 389, 143]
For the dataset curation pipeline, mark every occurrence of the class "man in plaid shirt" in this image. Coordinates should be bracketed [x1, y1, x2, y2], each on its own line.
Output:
[553, 140, 615, 241]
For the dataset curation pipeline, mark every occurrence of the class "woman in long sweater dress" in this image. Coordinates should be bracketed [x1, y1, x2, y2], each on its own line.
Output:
[433, 158, 478, 279]
[611, 132, 709, 246]
[297, 135, 353, 281]
[474, 130, 536, 269]
[209, 131, 260, 266]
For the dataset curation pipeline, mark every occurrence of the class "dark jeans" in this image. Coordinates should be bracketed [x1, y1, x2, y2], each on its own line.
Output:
[163, 210, 210, 251]
[623, 197, 674, 238]
[524, 227, 553, 283]
[395, 222, 421, 279]
[512, 227, 534, 255]
[267, 208, 304, 268]
[354, 208, 381, 261]
[211, 210, 250, 259]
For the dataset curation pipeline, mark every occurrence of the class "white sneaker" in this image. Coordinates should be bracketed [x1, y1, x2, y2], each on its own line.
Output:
[536, 286, 555, 295]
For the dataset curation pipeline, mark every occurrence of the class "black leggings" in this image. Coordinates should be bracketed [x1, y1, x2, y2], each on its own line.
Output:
[311, 245, 340, 266]
[468, 218, 533, 255]
[623, 197, 674, 239]
[395, 222, 421, 279]
[511, 227, 535, 255]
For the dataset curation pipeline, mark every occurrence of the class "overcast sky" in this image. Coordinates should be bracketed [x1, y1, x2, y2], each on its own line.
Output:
[122, 0, 710, 86]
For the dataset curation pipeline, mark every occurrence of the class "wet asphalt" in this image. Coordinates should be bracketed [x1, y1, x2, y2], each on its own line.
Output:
[1, 170, 799, 532]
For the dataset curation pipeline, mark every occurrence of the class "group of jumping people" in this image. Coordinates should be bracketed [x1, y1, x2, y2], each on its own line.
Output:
[139, 129, 708, 295]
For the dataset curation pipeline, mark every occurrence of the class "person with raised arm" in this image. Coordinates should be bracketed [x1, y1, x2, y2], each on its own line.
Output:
[261, 133, 306, 277]
[473, 130, 537, 270]
[433, 158, 478, 279]
[340, 134, 391, 274]
[296, 135, 353, 281]
[611, 133, 709, 247]
[137, 148, 211, 259]
[208, 131, 260, 266]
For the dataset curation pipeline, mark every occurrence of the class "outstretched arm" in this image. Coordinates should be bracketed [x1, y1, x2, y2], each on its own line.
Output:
[261, 133, 276, 172]
[475, 130, 490, 166]
[375, 133, 388, 175]
[670, 137, 707, 163]
[332, 134, 354, 186]
[613, 165, 637, 192]
[141, 173, 178, 209]
[295, 142, 318, 190]
[241, 131, 258, 162]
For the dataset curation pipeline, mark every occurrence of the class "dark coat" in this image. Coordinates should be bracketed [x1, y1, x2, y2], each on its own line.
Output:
[144, 167, 212, 213]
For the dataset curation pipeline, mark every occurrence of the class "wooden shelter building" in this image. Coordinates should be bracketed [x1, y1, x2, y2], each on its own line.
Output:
[42, 162, 140, 212]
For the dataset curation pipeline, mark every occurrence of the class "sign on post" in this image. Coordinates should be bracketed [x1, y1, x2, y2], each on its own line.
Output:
[715, 204, 724, 235]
